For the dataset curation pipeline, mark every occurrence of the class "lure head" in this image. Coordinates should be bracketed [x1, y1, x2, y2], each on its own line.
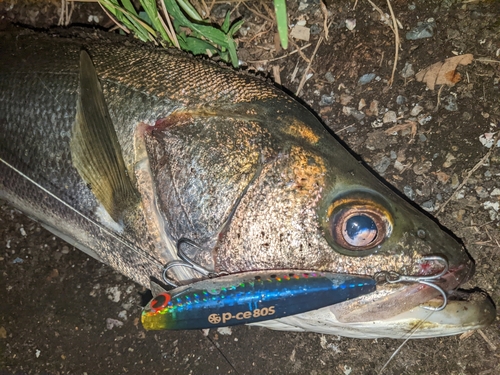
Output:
[141, 292, 172, 330]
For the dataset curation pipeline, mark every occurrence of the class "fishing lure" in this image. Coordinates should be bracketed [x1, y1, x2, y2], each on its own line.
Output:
[141, 270, 376, 330]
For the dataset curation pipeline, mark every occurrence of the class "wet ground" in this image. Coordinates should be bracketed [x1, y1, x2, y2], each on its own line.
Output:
[1, 0, 500, 374]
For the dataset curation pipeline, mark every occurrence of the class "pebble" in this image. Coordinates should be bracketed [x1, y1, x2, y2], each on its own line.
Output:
[106, 318, 124, 330]
[20, 227, 26, 237]
[106, 286, 121, 303]
[340, 94, 353, 105]
[396, 95, 407, 105]
[345, 18, 356, 31]
[374, 156, 392, 174]
[419, 134, 427, 142]
[343, 106, 365, 121]
[443, 153, 456, 168]
[418, 115, 432, 125]
[476, 186, 489, 199]
[490, 188, 500, 196]
[368, 100, 379, 116]
[421, 200, 435, 212]
[383, 111, 397, 123]
[443, 95, 458, 111]
[410, 105, 423, 116]
[319, 93, 335, 106]
[61, 246, 70, 254]
[13, 257, 23, 264]
[118, 310, 128, 321]
[400, 62, 415, 78]
[406, 19, 436, 40]
[413, 161, 432, 175]
[217, 327, 233, 335]
[324, 72, 335, 83]
[310, 24, 322, 35]
[479, 133, 500, 149]
[358, 73, 376, 85]
[404, 186, 415, 200]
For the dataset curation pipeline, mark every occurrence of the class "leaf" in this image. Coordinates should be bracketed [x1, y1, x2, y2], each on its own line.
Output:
[415, 54, 474, 90]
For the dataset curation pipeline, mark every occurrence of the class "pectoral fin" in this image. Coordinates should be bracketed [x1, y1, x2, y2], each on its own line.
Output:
[71, 51, 139, 222]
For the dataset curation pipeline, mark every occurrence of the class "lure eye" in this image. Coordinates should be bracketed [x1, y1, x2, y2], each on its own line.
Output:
[150, 293, 171, 312]
[328, 198, 392, 253]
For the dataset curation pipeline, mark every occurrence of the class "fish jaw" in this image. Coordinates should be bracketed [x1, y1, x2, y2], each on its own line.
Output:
[249, 290, 495, 339]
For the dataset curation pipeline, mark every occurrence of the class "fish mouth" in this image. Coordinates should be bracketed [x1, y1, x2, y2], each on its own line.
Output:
[251, 258, 496, 338]
[331, 260, 475, 324]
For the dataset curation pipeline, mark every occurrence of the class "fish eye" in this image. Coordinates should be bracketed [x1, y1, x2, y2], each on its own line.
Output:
[343, 214, 377, 247]
[326, 195, 392, 253]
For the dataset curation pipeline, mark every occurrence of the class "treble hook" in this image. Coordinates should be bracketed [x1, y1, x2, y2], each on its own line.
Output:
[162, 238, 225, 288]
[374, 255, 449, 311]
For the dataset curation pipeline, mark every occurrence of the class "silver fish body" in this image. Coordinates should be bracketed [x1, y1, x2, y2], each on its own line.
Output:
[0, 30, 495, 338]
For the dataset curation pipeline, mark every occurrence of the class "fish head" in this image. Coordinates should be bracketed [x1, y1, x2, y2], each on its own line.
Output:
[141, 92, 493, 337]
[210, 100, 494, 337]
[215, 101, 470, 280]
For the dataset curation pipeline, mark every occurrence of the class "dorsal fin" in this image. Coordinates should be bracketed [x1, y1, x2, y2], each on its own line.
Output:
[70, 51, 139, 222]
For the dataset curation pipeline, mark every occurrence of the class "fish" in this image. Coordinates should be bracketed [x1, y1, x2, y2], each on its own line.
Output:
[0, 29, 495, 339]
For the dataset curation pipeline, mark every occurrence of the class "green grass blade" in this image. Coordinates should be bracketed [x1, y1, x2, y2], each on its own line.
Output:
[141, 0, 170, 42]
[176, 0, 203, 22]
[274, 0, 288, 49]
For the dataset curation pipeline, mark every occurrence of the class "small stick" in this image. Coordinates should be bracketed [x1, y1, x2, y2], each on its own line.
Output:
[435, 85, 444, 111]
[477, 329, 498, 351]
[320, 1, 329, 40]
[386, 0, 399, 86]
[242, 2, 274, 23]
[289, 39, 311, 64]
[98, 2, 131, 35]
[247, 43, 311, 63]
[272, 65, 281, 85]
[159, 1, 180, 48]
[296, 36, 324, 96]
[437, 132, 500, 216]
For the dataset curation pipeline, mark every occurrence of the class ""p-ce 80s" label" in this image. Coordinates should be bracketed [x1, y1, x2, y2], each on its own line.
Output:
[207, 306, 276, 325]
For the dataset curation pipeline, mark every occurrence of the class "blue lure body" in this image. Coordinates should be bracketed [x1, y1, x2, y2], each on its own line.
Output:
[142, 271, 376, 330]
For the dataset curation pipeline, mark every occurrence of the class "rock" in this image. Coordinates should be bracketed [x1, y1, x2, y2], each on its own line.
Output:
[421, 200, 435, 212]
[406, 19, 436, 40]
[413, 160, 432, 175]
[319, 93, 335, 106]
[374, 156, 392, 174]
[340, 94, 353, 105]
[410, 105, 423, 116]
[400, 62, 415, 78]
[324, 72, 335, 83]
[345, 18, 356, 30]
[106, 318, 124, 330]
[396, 95, 407, 105]
[443, 153, 456, 168]
[383, 111, 397, 123]
[404, 186, 415, 200]
[490, 188, 500, 196]
[476, 186, 489, 199]
[358, 73, 376, 85]
[443, 95, 458, 111]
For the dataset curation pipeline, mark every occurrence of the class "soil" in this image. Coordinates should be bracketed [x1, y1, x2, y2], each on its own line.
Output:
[1, 0, 499, 374]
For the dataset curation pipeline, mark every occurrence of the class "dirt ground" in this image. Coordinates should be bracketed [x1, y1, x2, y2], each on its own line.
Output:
[1, 0, 499, 374]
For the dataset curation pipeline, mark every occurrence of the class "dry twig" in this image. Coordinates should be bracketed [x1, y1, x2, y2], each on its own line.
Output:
[295, 36, 323, 96]
[386, 0, 399, 86]
[247, 43, 312, 63]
